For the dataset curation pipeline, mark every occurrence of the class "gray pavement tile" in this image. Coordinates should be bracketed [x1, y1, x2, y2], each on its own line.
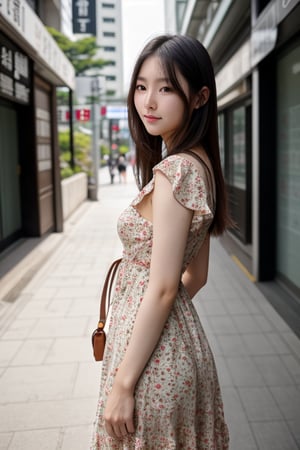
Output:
[254, 315, 274, 333]
[10, 339, 53, 366]
[217, 333, 248, 356]
[28, 287, 58, 299]
[266, 331, 293, 354]
[61, 425, 93, 450]
[224, 298, 253, 315]
[242, 298, 263, 315]
[253, 355, 294, 386]
[0, 341, 23, 367]
[72, 362, 101, 398]
[20, 299, 72, 319]
[7, 429, 61, 450]
[66, 299, 98, 317]
[0, 433, 12, 450]
[200, 299, 228, 316]
[251, 421, 299, 450]
[287, 419, 300, 448]
[242, 333, 277, 355]
[45, 337, 93, 364]
[208, 315, 239, 335]
[229, 426, 258, 450]
[258, 302, 291, 332]
[270, 385, 300, 421]
[238, 387, 283, 421]
[0, 363, 77, 403]
[0, 398, 96, 432]
[281, 354, 300, 384]
[1, 319, 37, 340]
[226, 356, 265, 387]
[28, 317, 88, 338]
[54, 286, 99, 300]
[232, 315, 264, 334]
[281, 331, 300, 357]
[221, 387, 257, 449]
[41, 276, 85, 288]
[49, 265, 77, 276]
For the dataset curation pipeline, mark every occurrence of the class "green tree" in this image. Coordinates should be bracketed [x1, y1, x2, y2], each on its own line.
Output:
[59, 130, 92, 178]
[47, 27, 111, 75]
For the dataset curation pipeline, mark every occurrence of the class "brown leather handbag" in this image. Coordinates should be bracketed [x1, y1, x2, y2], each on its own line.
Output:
[91, 258, 122, 361]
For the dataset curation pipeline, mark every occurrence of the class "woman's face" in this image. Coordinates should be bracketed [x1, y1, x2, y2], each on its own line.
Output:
[134, 55, 190, 147]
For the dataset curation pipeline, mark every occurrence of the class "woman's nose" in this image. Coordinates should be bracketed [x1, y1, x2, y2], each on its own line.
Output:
[144, 90, 156, 109]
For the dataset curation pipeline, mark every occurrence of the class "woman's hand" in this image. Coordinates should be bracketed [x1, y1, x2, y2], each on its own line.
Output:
[104, 382, 135, 439]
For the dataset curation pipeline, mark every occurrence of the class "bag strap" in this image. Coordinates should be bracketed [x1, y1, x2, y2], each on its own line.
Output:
[98, 258, 122, 328]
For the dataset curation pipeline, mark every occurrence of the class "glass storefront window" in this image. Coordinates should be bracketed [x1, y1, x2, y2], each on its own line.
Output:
[277, 43, 300, 292]
[232, 106, 246, 189]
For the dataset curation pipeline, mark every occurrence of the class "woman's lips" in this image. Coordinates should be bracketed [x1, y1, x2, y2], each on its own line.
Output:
[144, 114, 161, 123]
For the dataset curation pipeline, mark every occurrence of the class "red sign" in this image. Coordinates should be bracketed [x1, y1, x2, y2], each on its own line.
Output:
[75, 108, 91, 121]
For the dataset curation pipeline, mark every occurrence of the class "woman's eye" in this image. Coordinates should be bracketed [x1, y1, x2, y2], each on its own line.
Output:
[161, 86, 172, 93]
[136, 84, 145, 91]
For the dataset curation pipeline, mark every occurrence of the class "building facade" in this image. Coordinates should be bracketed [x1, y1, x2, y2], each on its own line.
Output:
[95, 0, 124, 102]
[0, 0, 75, 252]
[179, 0, 300, 335]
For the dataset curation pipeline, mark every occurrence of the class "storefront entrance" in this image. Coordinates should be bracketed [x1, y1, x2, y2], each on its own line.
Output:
[276, 42, 300, 299]
[0, 101, 22, 250]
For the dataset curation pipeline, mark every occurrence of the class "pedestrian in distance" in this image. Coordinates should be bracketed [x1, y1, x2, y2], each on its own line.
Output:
[91, 34, 231, 449]
[108, 157, 117, 184]
[117, 154, 127, 183]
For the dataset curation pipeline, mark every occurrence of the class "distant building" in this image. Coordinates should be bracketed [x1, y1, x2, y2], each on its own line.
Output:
[95, 0, 124, 102]
[26, 0, 73, 37]
[164, 0, 187, 33]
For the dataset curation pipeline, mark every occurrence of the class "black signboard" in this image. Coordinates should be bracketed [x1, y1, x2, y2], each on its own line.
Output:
[0, 33, 30, 104]
[72, 0, 96, 35]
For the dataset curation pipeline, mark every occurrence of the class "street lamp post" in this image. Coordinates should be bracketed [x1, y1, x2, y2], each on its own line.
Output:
[89, 77, 100, 200]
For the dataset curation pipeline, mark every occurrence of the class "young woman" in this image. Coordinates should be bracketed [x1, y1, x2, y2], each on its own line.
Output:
[91, 34, 230, 449]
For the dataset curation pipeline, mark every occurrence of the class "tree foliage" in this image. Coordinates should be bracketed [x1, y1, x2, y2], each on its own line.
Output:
[59, 130, 93, 178]
[47, 27, 111, 75]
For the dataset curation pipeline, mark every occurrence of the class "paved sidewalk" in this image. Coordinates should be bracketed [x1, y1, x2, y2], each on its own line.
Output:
[0, 166, 300, 449]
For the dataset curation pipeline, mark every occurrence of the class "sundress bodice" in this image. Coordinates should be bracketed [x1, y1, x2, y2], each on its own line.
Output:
[118, 154, 214, 271]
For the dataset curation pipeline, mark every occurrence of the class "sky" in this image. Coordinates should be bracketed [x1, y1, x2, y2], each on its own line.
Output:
[121, 0, 166, 91]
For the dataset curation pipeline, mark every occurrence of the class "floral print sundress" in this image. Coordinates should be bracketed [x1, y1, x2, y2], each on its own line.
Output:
[91, 154, 229, 449]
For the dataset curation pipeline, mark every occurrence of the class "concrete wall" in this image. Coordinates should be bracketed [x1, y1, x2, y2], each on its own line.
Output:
[61, 172, 88, 220]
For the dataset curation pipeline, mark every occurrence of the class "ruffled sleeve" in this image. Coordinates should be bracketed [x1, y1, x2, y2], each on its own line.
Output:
[153, 155, 213, 215]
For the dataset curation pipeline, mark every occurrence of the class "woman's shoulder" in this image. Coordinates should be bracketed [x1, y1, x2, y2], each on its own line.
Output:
[153, 153, 213, 211]
[153, 152, 207, 178]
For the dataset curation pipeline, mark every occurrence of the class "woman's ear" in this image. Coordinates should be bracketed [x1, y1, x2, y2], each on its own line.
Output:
[194, 86, 210, 109]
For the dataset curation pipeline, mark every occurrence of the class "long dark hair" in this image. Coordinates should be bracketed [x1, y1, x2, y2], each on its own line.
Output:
[127, 34, 231, 235]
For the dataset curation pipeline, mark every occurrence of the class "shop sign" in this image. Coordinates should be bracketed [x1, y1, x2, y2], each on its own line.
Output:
[72, 0, 96, 35]
[106, 105, 128, 119]
[75, 108, 91, 121]
[251, 1, 278, 67]
[0, 33, 30, 104]
[0, 0, 75, 89]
